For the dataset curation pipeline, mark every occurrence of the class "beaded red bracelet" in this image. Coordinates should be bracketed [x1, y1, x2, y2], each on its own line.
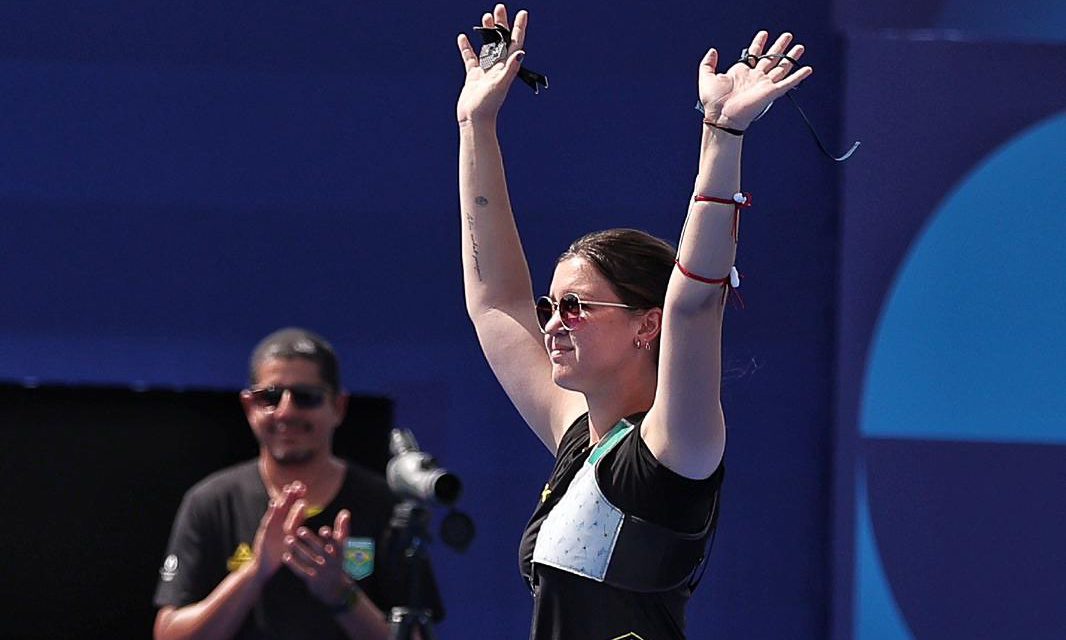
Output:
[674, 260, 744, 307]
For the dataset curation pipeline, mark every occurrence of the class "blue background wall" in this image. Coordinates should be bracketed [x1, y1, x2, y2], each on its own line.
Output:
[833, 1, 1066, 638]
[3, 0, 1062, 638]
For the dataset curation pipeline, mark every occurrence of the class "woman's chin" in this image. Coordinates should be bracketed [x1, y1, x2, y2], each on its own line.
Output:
[551, 366, 584, 392]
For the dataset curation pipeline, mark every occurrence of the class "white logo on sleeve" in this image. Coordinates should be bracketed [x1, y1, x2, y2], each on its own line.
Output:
[160, 554, 179, 582]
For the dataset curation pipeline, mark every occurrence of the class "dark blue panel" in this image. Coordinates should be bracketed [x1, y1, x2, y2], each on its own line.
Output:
[835, 0, 1066, 40]
[867, 438, 1066, 638]
[834, 35, 1066, 640]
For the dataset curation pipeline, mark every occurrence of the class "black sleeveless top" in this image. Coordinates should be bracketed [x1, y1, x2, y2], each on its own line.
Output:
[519, 413, 724, 640]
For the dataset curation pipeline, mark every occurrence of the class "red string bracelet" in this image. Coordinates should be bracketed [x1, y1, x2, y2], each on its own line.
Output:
[692, 192, 752, 242]
[674, 260, 744, 308]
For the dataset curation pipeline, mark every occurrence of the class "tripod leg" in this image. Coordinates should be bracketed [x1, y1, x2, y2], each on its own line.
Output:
[416, 617, 437, 640]
[388, 608, 414, 640]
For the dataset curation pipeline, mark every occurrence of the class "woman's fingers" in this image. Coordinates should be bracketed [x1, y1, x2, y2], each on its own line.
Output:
[756, 32, 793, 72]
[457, 34, 479, 70]
[511, 9, 528, 51]
[766, 44, 804, 82]
[776, 65, 813, 93]
[469, 6, 527, 72]
[700, 48, 719, 76]
[746, 30, 769, 59]
[503, 48, 525, 78]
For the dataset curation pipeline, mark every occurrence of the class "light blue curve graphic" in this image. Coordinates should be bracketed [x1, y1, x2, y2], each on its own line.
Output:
[861, 112, 1066, 443]
[855, 467, 913, 640]
[938, 0, 1066, 43]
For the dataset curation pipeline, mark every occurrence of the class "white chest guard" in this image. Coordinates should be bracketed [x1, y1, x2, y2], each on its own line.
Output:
[532, 420, 717, 593]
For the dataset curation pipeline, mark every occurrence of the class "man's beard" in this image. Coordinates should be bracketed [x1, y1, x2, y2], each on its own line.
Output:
[269, 447, 315, 466]
[262, 421, 316, 465]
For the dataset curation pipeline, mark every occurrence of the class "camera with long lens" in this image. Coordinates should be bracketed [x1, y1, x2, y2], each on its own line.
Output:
[382, 429, 472, 638]
[386, 428, 462, 506]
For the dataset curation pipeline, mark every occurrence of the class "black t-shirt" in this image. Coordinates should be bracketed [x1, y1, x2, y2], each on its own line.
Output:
[154, 459, 442, 639]
[519, 414, 724, 640]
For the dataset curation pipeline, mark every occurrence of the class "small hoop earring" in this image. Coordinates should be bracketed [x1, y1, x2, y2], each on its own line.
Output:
[633, 338, 643, 350]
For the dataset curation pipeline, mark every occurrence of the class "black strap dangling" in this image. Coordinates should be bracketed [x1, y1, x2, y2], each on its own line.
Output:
[694, 50, 860, 162]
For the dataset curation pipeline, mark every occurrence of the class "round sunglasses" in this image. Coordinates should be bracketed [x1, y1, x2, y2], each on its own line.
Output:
[535, 293, 637, 333]
[245, 385, 330, 411]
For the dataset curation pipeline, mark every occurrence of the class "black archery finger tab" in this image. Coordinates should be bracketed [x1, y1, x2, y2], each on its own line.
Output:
[474, 24, 510, 70]
[471, 23, 548, 93]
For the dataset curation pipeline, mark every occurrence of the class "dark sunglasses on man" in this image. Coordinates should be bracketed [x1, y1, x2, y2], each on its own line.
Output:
[535, 293, 637, 333]
[243, 385, 330, 411]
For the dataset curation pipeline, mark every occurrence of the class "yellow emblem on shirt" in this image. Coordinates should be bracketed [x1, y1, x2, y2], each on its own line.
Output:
[225, 505, 323, 572]
[227, 543, 254, 572]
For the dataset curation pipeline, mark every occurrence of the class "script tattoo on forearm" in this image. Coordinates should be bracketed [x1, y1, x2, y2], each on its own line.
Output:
[465, 211, 483, 282]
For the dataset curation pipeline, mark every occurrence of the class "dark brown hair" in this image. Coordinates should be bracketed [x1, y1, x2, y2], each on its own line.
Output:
[559, 228, 676, 310]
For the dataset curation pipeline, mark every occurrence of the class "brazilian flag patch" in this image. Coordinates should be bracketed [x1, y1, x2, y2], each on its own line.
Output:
[343, 537, 375, 580]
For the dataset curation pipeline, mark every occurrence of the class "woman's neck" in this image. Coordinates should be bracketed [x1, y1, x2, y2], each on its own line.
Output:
[583, 360, 657, 444]
[584, 390, 654, 445]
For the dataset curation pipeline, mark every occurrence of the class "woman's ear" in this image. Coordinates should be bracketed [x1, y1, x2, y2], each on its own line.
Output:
[636, 307, 663, 344]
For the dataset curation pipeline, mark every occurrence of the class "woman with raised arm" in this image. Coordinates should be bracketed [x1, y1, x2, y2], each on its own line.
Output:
[456, 5, 811, 638]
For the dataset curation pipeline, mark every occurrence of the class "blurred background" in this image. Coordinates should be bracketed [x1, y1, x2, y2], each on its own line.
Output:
[1, 1, 1063, 638]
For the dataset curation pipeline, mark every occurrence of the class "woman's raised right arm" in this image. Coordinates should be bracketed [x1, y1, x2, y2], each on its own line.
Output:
[456, 5, 583, 451]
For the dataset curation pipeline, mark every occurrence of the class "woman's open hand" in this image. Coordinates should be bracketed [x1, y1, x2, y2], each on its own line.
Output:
[456, 4, 528, 125]
[698, 31, 812, 132]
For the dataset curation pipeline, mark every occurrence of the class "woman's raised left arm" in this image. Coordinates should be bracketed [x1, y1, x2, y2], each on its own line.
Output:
[643, 31, 812, 479]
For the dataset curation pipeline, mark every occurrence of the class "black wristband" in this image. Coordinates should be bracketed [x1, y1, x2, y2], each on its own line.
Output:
[325, 581, 362, 615]
[703, 120, 745, 136]
[693, 101, 744, 136]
